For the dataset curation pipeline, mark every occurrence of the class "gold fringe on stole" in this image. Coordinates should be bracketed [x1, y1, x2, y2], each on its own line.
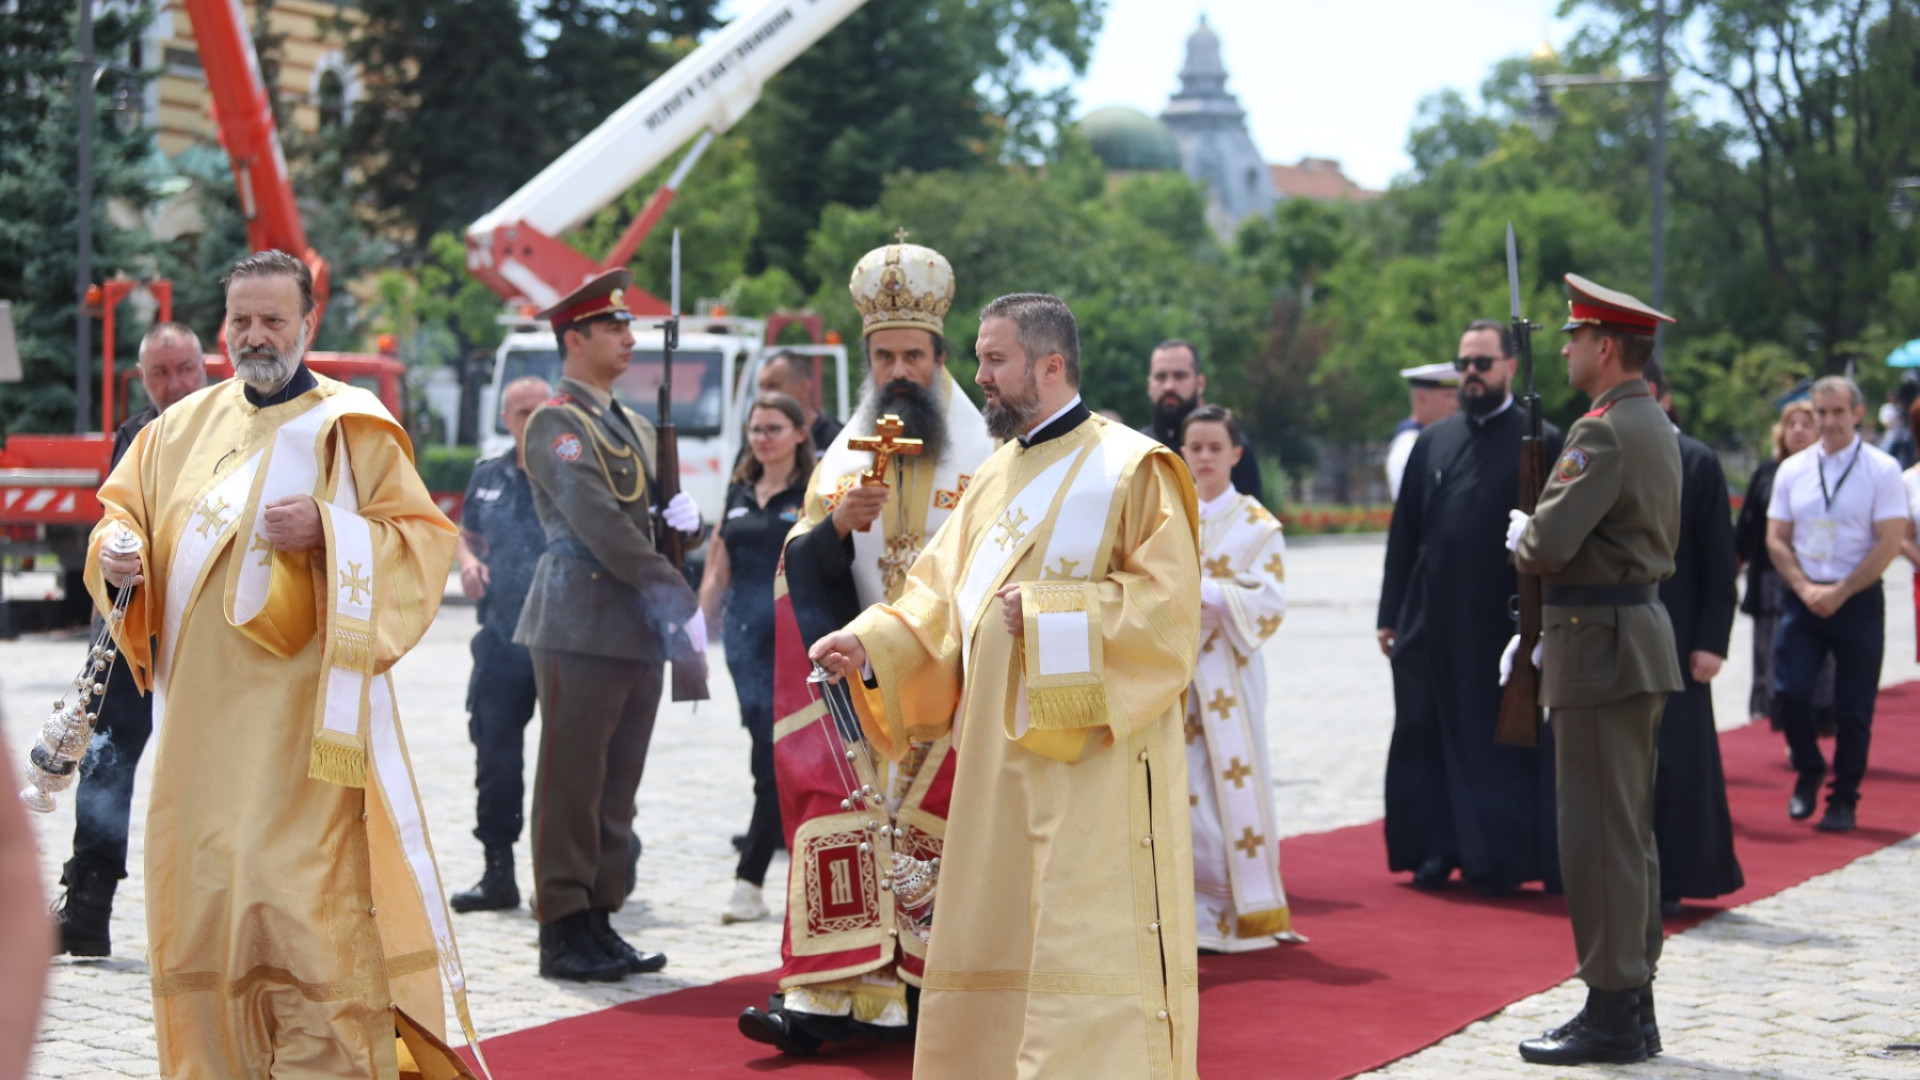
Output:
[330, 621, 376, 674]
[852, 983, 907, 1023]
[309, 731, 368, 788]
[1021, 581, 1108, 731]
[1236, 906, 1293, 939]
[1026, 683, 1107, 730]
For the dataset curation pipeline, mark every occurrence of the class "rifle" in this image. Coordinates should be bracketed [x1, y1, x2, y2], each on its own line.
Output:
[658, 229, 709, 702]
[1495, 222, 1544, 748]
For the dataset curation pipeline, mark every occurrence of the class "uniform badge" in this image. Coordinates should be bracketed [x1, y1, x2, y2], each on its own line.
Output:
[1555, 448, 1590, 481]
[552, 433, 583, 462]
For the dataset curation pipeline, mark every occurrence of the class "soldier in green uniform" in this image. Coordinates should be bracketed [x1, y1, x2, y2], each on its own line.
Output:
[1501, 274, 1683, 1065]
[515, 269, 707, 982]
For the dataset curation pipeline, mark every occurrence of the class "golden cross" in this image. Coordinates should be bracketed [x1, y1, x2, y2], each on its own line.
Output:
[248, 533, 273, 567]
[848, 414, 924, 487]
[893, 227, 911, 243]
[992, 508, 1030, 550]
[1183, 715, 1204, 745]
[879, 532, 921, 593]
[1256, 614, 1281, 638]
[194, 496, 232, 538]
[1207, 688, 1237, 720]
[1222, 757, 1254, 789]
[1042, 557, 1087, 582]
[1233, 826, 1268, 859]
[1264, 552, 1285, 581]
[339, 560, 372, 606]
[1204, 555, 1235, 579]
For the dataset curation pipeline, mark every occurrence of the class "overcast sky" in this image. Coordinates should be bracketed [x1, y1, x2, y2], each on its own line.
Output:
[1069, 0, 1575, 191]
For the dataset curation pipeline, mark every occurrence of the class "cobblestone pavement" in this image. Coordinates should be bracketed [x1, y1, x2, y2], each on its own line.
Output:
[6, 534, 1919, 1077]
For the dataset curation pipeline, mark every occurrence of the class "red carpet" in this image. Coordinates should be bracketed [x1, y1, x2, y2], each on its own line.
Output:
[467, 684, 1920, 1078]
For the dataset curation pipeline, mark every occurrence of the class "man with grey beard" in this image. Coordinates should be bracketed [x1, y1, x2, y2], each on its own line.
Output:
[86, 250, 477, 1076]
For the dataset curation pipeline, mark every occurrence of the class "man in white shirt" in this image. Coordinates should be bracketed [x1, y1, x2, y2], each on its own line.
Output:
[1765, 375, 1908, 833]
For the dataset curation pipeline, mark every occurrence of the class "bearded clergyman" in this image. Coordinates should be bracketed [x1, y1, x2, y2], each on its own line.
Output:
[738, 238, 995, 1055]
[811, 292, 1203, 1080]
[87, 251, 481, 1079]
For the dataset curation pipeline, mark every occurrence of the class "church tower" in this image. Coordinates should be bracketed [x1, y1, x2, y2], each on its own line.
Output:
[1160, 15, 1277, 232]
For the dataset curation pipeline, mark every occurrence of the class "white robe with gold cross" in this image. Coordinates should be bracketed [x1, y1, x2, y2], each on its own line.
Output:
[1186, 489, 1300, 952]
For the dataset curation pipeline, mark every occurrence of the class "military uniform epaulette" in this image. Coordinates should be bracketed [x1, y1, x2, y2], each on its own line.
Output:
[545, 391, 580, 409]
[1582, 391, 1651, 420]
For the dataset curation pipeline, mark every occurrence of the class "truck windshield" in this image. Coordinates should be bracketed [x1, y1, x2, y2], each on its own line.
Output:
[496, 349, 724, 439]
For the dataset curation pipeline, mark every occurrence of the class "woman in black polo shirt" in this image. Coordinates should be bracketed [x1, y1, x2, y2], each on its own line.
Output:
[699, 393, 815, 923]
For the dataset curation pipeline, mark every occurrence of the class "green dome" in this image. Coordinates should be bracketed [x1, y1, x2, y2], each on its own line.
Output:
[1079, 107, 1182, 172]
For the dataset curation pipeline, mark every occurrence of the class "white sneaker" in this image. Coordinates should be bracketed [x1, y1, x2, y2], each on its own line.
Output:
[722, 879, 769, 924]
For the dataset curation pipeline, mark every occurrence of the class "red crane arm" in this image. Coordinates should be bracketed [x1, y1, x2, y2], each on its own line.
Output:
[183, 0, 329, 320]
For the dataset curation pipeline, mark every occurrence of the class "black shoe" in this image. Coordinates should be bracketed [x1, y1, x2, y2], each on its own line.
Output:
[1659, 898, 1682, 918]
[1788, 771, 1823, 820]
[1473, 878, 1519, 898]
[738, 1006, 823, 1056]
[1816, 803, 1857, 832]
[586, 908, 667, 974]
[538, 912, 628, 982]
[52, 858, 118, 957]
[1518, 988, 1648, 1065]
[624, 833, 643, 900]
[1410, 856, 1452, 890]
[1638, 983, 1661, 1057]
[450, 844, 518, 913]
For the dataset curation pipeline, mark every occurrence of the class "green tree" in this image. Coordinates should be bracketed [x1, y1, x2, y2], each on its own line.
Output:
[0, 0, 162, 435]
[742, 0, 1103, 278]
[533, 0, 723, 148]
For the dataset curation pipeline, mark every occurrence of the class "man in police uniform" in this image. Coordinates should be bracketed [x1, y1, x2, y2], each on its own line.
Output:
[450, 375, 551, 912]
[515, 269, 705, 982]
[1503, 274, 1683, 1065]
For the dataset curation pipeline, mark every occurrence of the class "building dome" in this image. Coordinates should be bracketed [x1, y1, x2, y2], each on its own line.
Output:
[1079, 107, 1182, 172]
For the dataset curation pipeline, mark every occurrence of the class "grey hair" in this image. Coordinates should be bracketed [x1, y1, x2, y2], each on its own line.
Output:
[979, 293, 1080, 386]
[222, 250, 315, 317]
[1810, 374, 1863, 410]
[139, 321, 202, 362]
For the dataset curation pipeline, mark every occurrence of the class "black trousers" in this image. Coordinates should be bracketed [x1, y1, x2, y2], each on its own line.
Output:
[1773, 584, 1884, 808]
[726, 637, 783, 886]
[467, 624, 540, 848]
[69, 647, 153, 879]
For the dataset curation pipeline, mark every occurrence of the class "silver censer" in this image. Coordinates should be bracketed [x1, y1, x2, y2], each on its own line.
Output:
[20, 525, 142, 813]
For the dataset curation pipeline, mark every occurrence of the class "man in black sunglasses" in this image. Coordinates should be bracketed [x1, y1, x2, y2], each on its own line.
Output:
[1379, 318, 1565, 899]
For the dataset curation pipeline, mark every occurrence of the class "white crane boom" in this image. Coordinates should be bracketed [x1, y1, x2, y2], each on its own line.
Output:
[467, 0, 868, 249]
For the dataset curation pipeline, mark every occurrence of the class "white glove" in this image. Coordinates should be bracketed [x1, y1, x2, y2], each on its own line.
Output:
[682, 609, 708, 655]
[1504, 509, 1531, 553]
[663, 491, 701, 534]
[1498, 635, 1544, 686]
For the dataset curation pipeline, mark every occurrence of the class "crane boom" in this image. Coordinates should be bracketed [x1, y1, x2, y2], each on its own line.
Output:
[183, 0, 330, 320]
[464, 0, 869, 310]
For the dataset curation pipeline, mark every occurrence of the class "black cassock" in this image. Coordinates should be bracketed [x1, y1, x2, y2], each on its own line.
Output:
[1378, 405, 1563, 890]
[1654, 431, 1745, 901]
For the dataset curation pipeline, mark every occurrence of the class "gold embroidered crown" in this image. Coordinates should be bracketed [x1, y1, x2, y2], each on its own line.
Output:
[849, 235, 955, 338]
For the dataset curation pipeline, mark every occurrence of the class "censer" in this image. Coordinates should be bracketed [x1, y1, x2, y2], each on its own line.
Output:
[807, 663, 939, 936]
[20, 525, 141, 814]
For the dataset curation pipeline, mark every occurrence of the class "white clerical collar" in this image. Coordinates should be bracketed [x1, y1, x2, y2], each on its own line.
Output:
[1018, 394, 1084, 446]
[1816, 434, 1861, 459]
[1198, 488, 1239, 519]
[1470, 393, 1515, 425]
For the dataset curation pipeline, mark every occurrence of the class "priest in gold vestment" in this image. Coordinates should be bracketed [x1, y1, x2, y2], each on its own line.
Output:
[87, 252, 479, 1080]
[811, 293, 1202, 1080]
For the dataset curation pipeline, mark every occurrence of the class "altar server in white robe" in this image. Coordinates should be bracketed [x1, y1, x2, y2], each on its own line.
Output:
[1180, 404, 1303, 952]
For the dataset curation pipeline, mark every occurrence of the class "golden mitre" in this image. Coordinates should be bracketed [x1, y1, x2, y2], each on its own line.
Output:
[849, 235, 955, 338]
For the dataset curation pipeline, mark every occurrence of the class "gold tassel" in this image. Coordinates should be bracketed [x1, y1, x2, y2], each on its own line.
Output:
[1025, 682, 1107, 730]
[1029, 582, 1092, 613]
[309, 735, 368, 788]
[851, 985, 907, 1024]
[331, 626, 375, 674]
[1236, 906, 1293, 939]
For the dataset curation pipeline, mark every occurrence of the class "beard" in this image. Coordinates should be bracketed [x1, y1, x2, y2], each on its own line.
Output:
[1458, 377, 1509, 419]
[984, 363, 1043, 441]
[854, 375, 949, 464]
[229, 326, 307, 394]
[1151, 391, 1197, 434]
